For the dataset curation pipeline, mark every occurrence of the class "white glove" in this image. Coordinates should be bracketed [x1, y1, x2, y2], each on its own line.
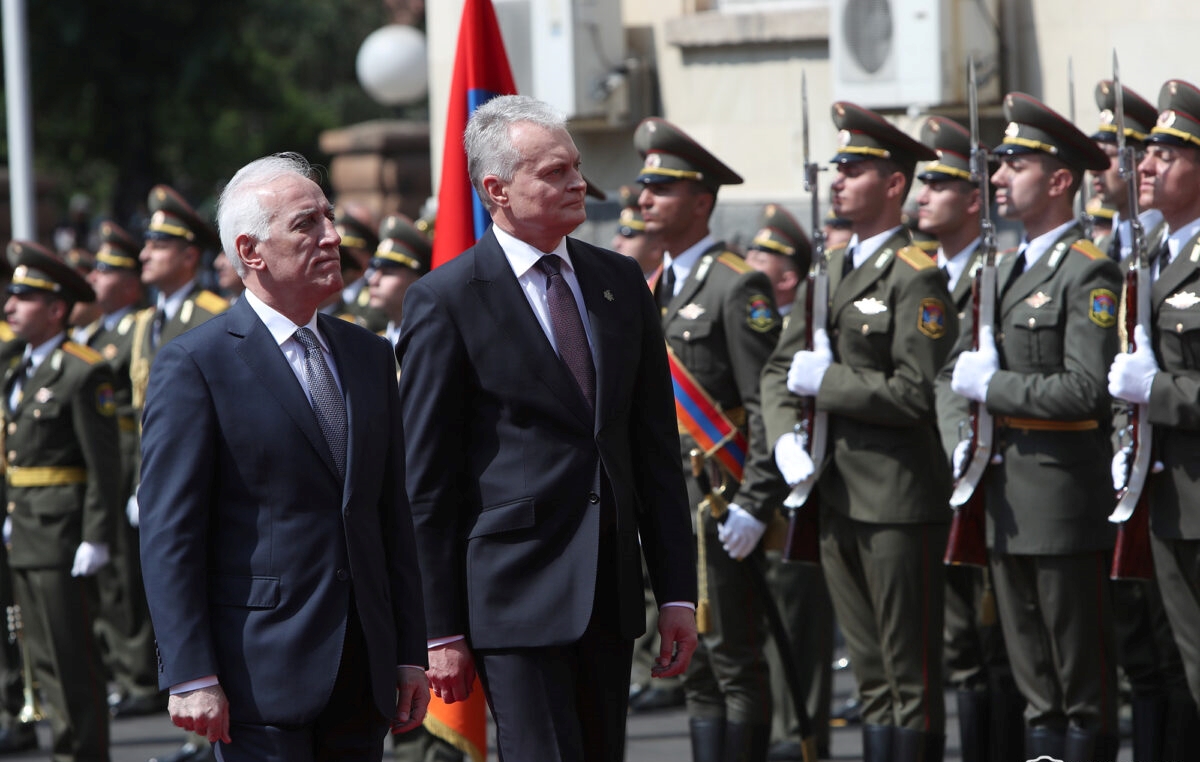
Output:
[126, 493, 139, 528]
[2, 517, 9, 546]
[775, 433, 815, 486]
[71, 541, 110, 577]
[1112, 449, 1128, 491]
[1108, 325, 1158, 404]
[786, 329, 833, 397]
[717, 505, 766, 561]
[952, 439, 971, 479]
[950, 325, 999, 403]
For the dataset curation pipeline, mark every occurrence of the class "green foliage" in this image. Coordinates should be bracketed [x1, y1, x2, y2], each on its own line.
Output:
[7, 0, 406, 225]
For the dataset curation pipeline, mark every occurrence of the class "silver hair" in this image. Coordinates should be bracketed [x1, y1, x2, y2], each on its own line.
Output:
[217, 152, 320, 277]
[464, 95, 568, 210]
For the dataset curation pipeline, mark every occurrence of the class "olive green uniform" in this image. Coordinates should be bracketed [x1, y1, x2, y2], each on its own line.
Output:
[762, 229, 956, 740]
[939, 225, 1121, 740]
[664, 243, 781, 729]
[4, 339, 121, 761]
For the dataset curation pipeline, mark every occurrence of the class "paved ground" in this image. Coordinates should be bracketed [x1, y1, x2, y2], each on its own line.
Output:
[4, 668, 1134, 761]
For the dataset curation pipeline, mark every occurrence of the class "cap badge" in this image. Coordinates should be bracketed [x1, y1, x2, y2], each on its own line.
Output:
[1005, 122, 1021, 138]
[837, 130, 852, 148]
[645, 154, 662, 168]
[1159, 111, 1177, 128]
[1099, 109, 1114, 126]
[1170, 82, 1179, 96]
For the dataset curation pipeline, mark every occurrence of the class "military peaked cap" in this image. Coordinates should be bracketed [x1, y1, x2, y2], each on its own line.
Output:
[617, 185, 646, 237]
[334, 206, 380, 253]
[7, 240, 95, 302]
[145, 184, 219, 250]
[749, 204, 813, 271]
[831, 102, 937, 168]
[1093, 80, 1157, 145]
[918, 116, 981, 183]
[995, 92, 1109, 172]
[634, 117, 743, 190]
[1147, 80, 1200, 151]
[95, 220, 141, 273]
[371, 214, 431, 275]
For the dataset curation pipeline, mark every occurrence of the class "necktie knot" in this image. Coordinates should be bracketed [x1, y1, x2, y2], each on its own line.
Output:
[537, 254, 562, 278]
[294, 326, 321, 354]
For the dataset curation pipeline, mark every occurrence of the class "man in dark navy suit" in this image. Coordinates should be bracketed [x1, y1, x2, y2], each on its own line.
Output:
[139, 152, 429, 762]
[397, 95, 697, 762]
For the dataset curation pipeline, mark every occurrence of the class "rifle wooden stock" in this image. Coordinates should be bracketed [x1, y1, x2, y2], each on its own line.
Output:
[781, 503, 820, 564]
[1112, 489, 1153, 580]
[944, 486, 988, 568]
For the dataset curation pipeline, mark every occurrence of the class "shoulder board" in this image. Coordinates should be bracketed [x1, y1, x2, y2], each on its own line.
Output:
[0, 322, 13, 343]
[716, 251, 752, 274]
[337, 313, 358, 323]
[896, 245, 936, 271]
[62, 341, 103, 365]
[1070, 240, 1103, 260]
[117, 312, 137, 335]
[193, 290, 229, 315]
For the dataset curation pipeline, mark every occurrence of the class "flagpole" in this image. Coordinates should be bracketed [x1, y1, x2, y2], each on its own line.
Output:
[2, 0, 36, 239]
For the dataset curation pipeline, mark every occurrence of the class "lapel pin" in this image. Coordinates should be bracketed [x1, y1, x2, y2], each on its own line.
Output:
[603, 290, 614, 302]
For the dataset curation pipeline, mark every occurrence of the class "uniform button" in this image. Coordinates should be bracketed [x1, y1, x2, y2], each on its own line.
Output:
[336, 568, 350, 581]
[5, 502, 13, 514]
[5, 423, 14, 435]
[682, 330, 692, 340]
[1178, 323, 1185, 333]
[861, 324, 870, 335]
[588, 492, 600, 504]
[31, 409, 40, 419]
[6, 451, 14, 462]
[1027, 317, 1036, 328]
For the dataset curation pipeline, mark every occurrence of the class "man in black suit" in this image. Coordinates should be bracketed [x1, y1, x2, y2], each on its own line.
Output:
[139, 152, 429, 762]
[396, 94, 698, 762]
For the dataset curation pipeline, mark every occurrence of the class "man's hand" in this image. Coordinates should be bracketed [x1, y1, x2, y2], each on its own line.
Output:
[168, 684, 231, 745]
[717, 505, 766, 561]
[1109, 325, 1159, 404]
[70, 541, 110, 577]
[951, 325, 999, 403]
[392, 666, 430, 734]
[426, 640, 475, 705]
[652, 606, 698, 679]
[786, 329, 833, 397]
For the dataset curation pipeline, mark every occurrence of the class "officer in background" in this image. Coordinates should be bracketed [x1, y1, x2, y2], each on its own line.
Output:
[612, 184, 665, 283]
[73, 222, 162, 720]
[1108, 78, 1200, 757]
[636, 116, 782, 761]
[367, 215, 431, 348]
[764, 102, 954, 762]
[1090, 80, 1165, 262]
[919, 115, 1025, 762]
[943, 92, 1120, 760]
[131, 185, 228, 762]
[3, 241, 121, 761]
[742, 205, 834, 761]
[334, 203, 388, 332]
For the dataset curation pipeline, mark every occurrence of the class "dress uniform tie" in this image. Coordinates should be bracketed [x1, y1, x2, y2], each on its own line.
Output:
[7, 356, 33, 410]
[536, 255, 596, 411]
[294, 327, 347, 479]
[657, 262, 676, 312]
[842, 245, 858, 279]
[150, 307, 166, 350]
[1157, 239, 1174, 274]
[940, 265, 951, 285]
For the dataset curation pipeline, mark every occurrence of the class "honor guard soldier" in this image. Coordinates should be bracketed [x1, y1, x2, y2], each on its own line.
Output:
[3, 241, 121, 761]
[762, 102, 955, 762]
[943, 92, 1122, 760]
[131, 185, 227, 762]
[1108, 78, 1200, 757]
[920, 115, 1025, 762]
[611, 185, 664, 282]
[1090, 80, 1165, 261]
[367, 215, 431, 348]
[334, 203, 388, 332]
[635, 116, 782, 761]
[745, 204, 812, 330]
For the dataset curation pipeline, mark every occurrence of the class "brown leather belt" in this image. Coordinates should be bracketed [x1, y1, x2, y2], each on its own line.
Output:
[6, 465, 88, 487]
[996, 416, 1099, 432]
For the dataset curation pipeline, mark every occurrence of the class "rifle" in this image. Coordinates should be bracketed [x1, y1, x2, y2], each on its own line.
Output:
[689, 451, 817, 762]
[1069, 58, 1096, 240]
[944, 57, 995, 569]
[778, 71, 826, 565]
[1108, 51, 1154, 581]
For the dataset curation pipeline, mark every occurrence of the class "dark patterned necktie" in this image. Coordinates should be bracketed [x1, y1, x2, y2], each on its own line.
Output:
[294, 327, 348, 478]
[536, 255, 596, 411]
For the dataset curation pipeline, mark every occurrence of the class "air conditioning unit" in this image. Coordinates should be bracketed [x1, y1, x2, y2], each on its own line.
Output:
[493, 0, 626, 121]
[830, 0, 1000, 109]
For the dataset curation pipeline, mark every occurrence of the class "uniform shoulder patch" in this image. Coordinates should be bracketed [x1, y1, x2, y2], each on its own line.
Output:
[194, 290, 230, 315]
[1071, 240, 1103, 261]
[746, 293, 779, 333]
[896, 246, 936, 271]
[62, 341, 102, 365]
[716, 251, 752, 274]
[95, 383, 116, 417]
[918, 298, 948, 339]
[0, 321, 13, 343]
[1090, 288, 1118, 328]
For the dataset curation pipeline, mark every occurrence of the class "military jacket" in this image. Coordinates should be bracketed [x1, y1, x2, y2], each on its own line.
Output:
[130, 286, 228, 411]
[764, 228, 957, 525]
[1144, 230, 1200, 539]
[939, 223, 1121, 554]
[662, 243, 782, 520]
[341, 279, 388, 333]
[85, 313, 139, 499]
[2, 341, 121, 569]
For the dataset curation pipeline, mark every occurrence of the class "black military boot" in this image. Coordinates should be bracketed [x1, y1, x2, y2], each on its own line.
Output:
[722, 721, 770, 762]
[1131, 693, 1166, 762]
[893, 728, 945, 762]
[956, 689, 990, 762]
[1062, 726, 1097, 761]
[690, 717, 726, 762]
[989, 682, 1025, 762]
[862, 724, 894, 762]
[1024, 725, 1065, 760]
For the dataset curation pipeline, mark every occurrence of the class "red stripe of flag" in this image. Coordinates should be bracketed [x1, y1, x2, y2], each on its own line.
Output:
[432, 0, 519, 269]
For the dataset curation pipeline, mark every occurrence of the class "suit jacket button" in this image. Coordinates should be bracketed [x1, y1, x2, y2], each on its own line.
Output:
[336, 568, 350, 581]
[588, 492, 600, 504]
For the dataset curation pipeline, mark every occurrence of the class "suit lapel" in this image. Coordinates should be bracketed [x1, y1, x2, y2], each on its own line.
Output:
[469, 230, 593, 430]
[569, 240, 618, 431]
[228, 299, 340, 480]
[321, 315, 366, 504]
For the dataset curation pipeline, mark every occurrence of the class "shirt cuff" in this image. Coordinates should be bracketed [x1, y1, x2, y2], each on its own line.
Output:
[427, 634, 466, 648]
[170, 675, 219, 694]
[661, 601, 696, 612]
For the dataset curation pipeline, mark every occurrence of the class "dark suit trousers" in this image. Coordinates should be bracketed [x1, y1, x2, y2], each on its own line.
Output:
[475, 534, 633, 762]
[215, 605, 389, 762]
